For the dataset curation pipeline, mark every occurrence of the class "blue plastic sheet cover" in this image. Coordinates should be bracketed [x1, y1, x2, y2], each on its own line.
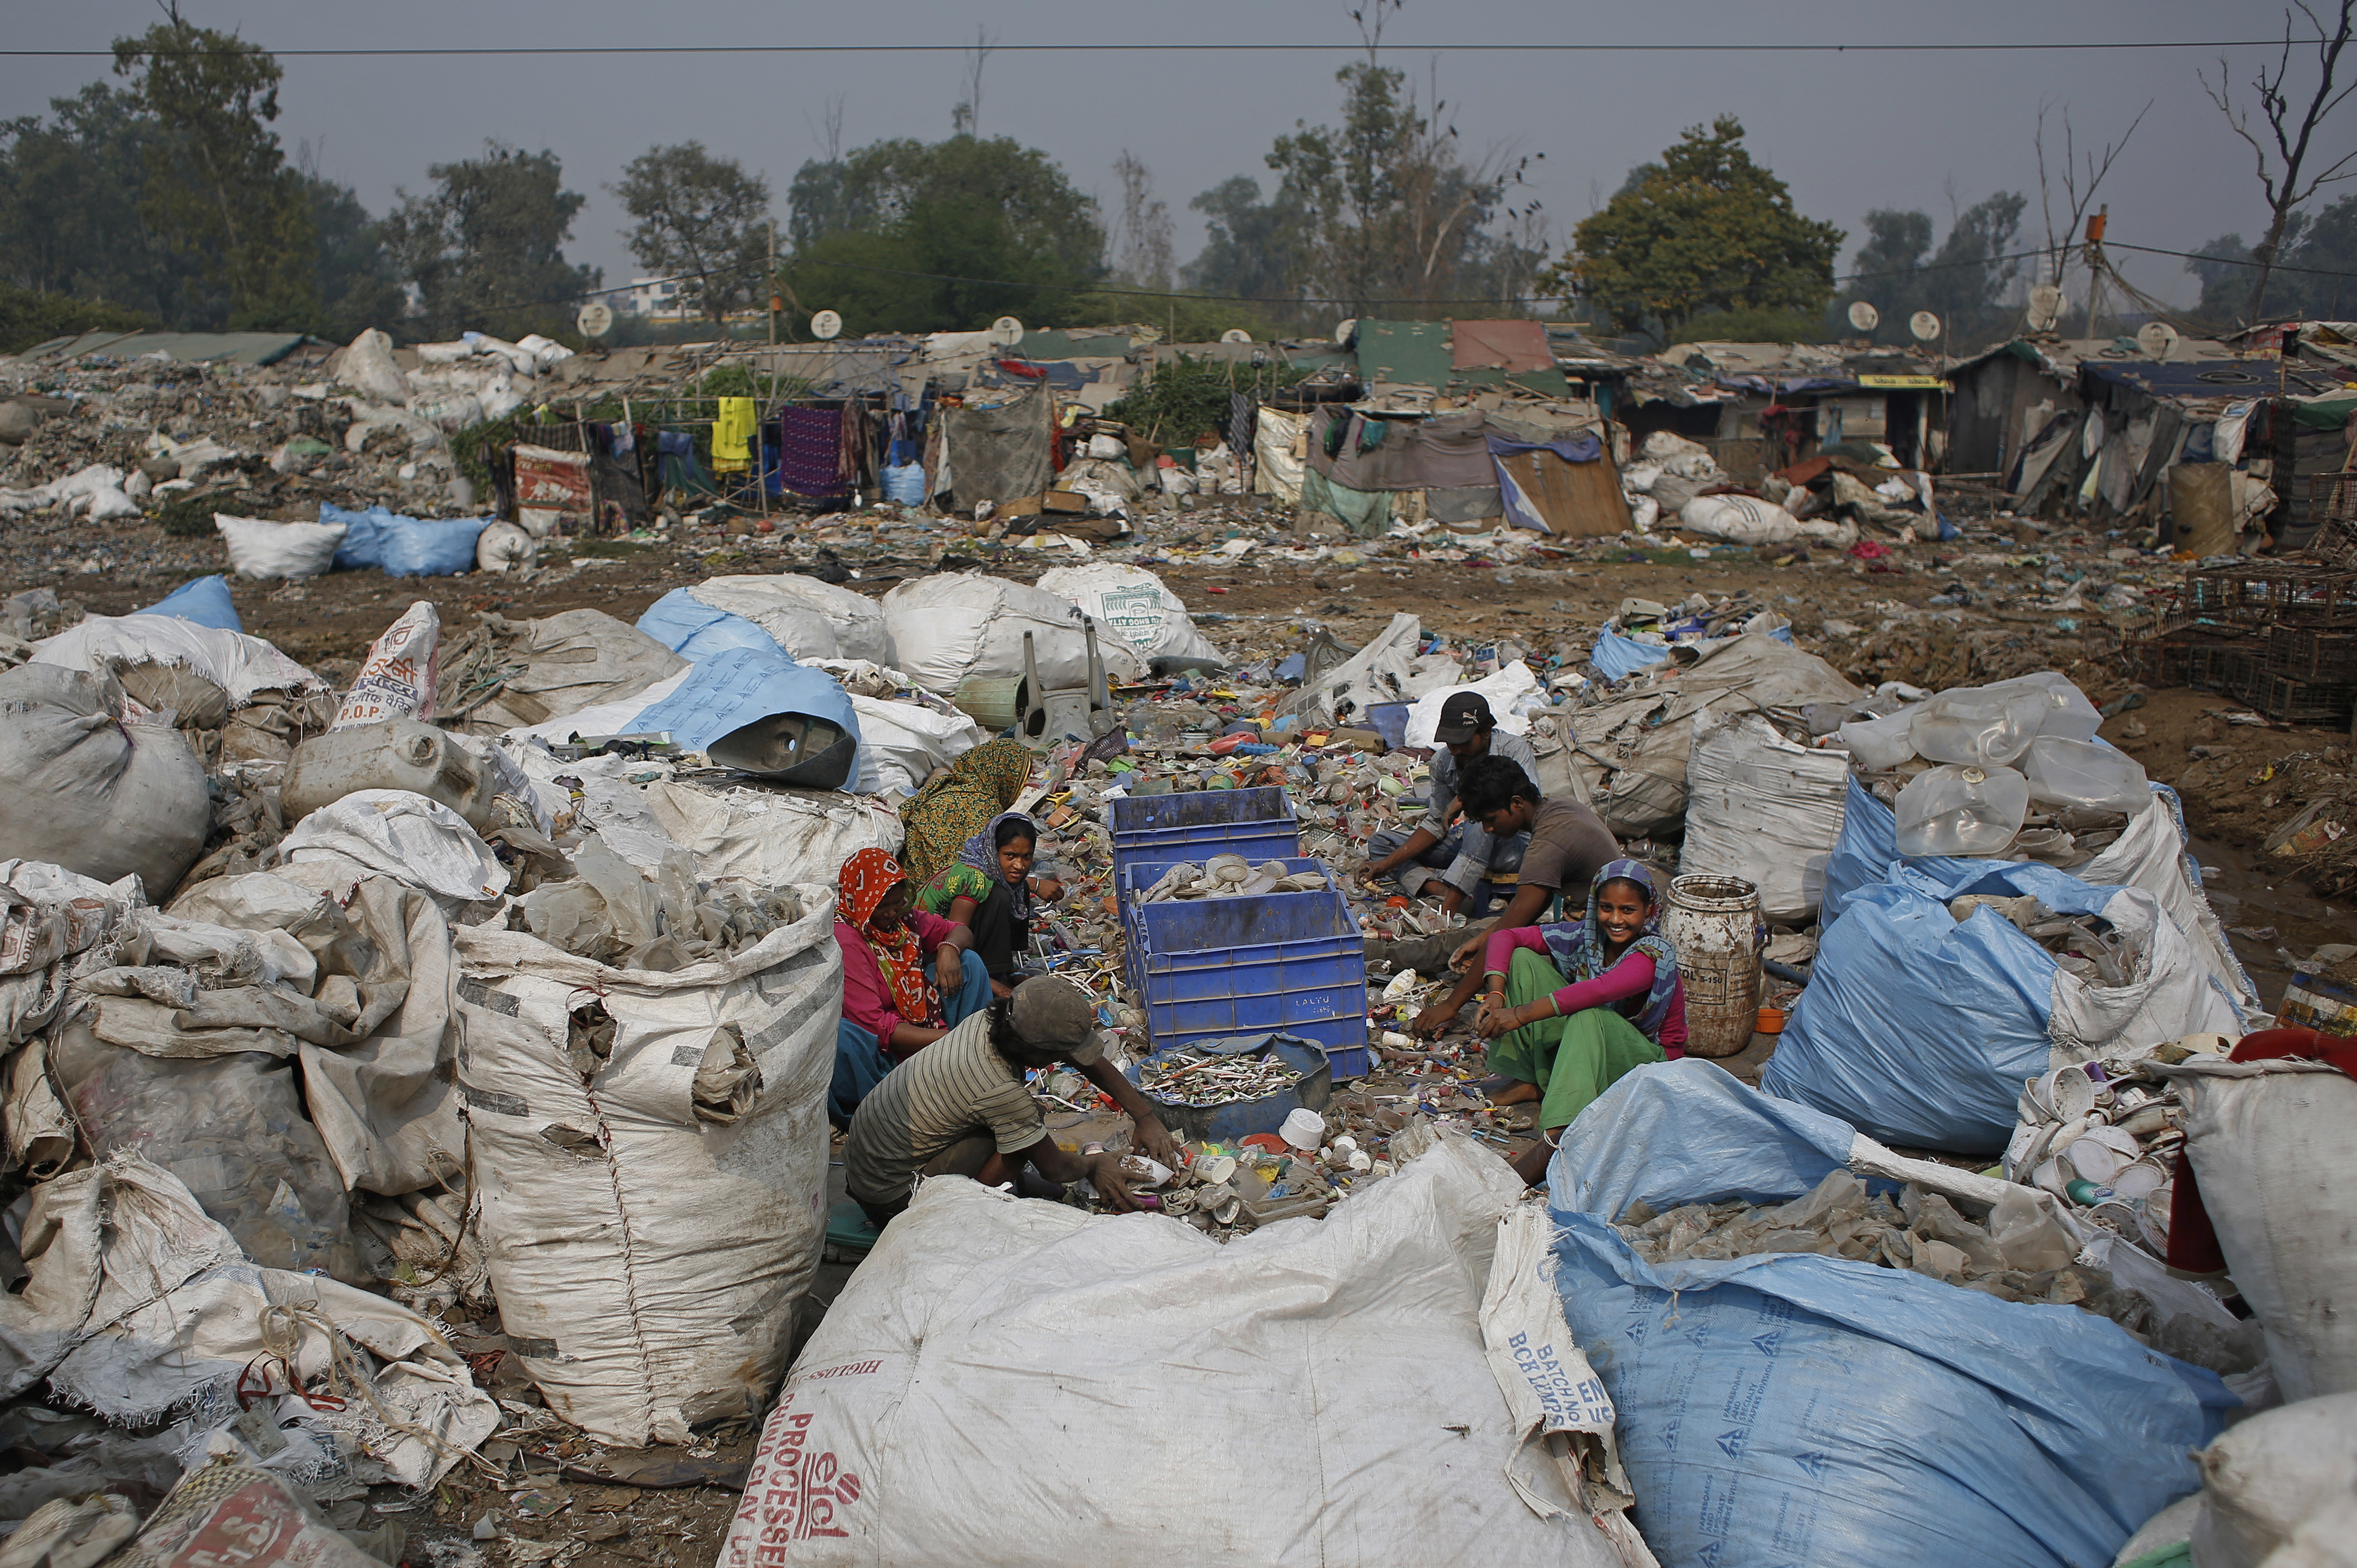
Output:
[379, 515, 490, 576]
[131, 575, 240, 632]
[636, 588, 788, 664]
[630, 643, 863, 767]
[1820, 776, 1990, 925]
[1548, 1061, 2229, 1568]
[1758, 858, 2150, 1152]
[320, 501, 395, 571]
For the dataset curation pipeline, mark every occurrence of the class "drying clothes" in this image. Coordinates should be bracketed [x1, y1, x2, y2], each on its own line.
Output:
[713, 398, 757, 473]
[780, 407, 848, 497]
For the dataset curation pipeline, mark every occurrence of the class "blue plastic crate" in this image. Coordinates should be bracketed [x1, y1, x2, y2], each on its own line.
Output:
[1107, 786, 1300, 889]
[1117, 857, 1334, 998]
[1116, 857, 1369, 1078]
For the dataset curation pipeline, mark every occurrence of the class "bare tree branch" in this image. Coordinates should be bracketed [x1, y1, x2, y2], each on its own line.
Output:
[2203, 0, 2357, 319]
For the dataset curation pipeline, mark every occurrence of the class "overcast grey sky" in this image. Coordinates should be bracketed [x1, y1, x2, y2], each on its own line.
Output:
[7, 1, 2351, 317]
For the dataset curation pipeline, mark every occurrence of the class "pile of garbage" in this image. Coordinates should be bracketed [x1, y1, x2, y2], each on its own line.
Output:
[1131, 856, 1330, 902]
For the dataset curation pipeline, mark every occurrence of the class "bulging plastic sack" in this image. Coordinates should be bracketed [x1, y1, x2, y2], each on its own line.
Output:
[1909, 684, 2047, 767]
[2022, 735, 2150, 815]
[335, 327, 411, 406]
[1549, 1061, 2231, 1568]
[1680, 493, 1799, 545]
[319, 500, 393, 571]
[671, 575, 893, 664]
[0, 666, 210, 896]
[214, 515, 345, 580]
[881, 461, 926, 505]
[1837, 706, 1917, 771]
[378, 515, 489, 577]
[332, 601, 439, 730]
[475, 520, 537, 574]
[1035, 563, 1225, 666]
[131, 575, 241, 633]
[1895, 763, 2030, 857]
[880, 572, 1146, 695]
[2189, 1390, 2357, 1568]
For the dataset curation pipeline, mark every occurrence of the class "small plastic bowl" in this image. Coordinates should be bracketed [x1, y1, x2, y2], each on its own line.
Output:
[1756, 1006, 1788, 1035]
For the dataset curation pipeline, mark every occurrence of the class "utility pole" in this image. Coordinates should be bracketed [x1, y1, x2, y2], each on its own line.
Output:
[768, 219, 778, 349]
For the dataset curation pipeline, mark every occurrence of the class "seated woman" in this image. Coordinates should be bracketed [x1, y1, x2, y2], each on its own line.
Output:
[897, 737, 1033, 883]
[915, 813, 1066, 999]
[829, 847, 993, 1129]
[1467, 859, 1686, 1185]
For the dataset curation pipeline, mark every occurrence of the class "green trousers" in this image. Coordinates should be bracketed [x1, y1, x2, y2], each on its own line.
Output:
[1485, 949, 1666, 1132]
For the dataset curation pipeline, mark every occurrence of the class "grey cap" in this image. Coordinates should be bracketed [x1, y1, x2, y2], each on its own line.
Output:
[1009, 976, 1106, 1064]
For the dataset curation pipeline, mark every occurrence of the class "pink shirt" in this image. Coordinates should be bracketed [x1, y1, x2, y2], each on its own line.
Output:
[1484, 926, 1687, 1056]
[835, 910, 963, 1051]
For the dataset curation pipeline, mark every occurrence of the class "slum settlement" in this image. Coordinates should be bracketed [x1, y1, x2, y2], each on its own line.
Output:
[0, 315, 2349, 1568]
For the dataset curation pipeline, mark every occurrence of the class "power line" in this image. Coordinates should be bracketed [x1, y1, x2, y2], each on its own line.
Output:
[6, 37, 2299, 60]
[2110, 240, 2357, 282]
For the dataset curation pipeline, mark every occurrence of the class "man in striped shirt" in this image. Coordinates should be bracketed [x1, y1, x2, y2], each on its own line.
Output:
[845, 976, 1174, 1229]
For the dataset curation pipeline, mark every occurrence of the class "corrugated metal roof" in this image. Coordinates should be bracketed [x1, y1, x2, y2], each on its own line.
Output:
[19, 330, 327, 366]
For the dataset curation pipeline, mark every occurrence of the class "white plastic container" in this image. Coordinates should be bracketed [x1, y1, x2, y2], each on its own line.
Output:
[1983, 672, 2104, 742]
[282, 718, 500, 831]
[2022, 735, 2150, 815]
[1895, 764, 2031, 857]
[1837, 708, 1918, 771]
[1909, 687, 2046, 768]
[1280, 1107, 1325, 1150]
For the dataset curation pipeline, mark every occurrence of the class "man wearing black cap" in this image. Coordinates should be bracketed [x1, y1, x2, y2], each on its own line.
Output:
[1362, 690, 1540, 916]
[844, 975, 1178, 1230]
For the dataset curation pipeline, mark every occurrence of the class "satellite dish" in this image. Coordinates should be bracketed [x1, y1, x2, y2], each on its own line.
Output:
[1910, 311, 1942, 343]
[575, 301, 613, 340]
[2137, 321, 2180, 359]
[2026, 284, 2066, 333]
[1220, 329, 1253, 344]
[1847, 300, 1880, 333]
[809, 309, 843, 342]
[989, 315, 1025, 347]
[1334, 318, 1358, 346]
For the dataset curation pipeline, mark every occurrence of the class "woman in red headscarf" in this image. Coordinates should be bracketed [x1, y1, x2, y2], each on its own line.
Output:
[831, 847, 992, 1127]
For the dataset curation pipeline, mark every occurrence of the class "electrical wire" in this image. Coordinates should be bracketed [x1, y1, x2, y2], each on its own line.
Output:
[4, 39, 2298, 60]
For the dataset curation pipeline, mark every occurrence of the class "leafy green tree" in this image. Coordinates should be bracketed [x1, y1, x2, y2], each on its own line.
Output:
[1543, 116, 1842, 346]
[0, 84, 198, 322]
[778, 135, 1102, 335]
[298, 153, 405, 342]
[2189, 193, 2357, 322]
[1261, 60, 1539, 318]
[112, 16, 318, 330]
[384, 142, 600, 340]
[1834, 192, 2026, 348]
[612, 142, 773, 327]
[1183, 176, 1307, 308]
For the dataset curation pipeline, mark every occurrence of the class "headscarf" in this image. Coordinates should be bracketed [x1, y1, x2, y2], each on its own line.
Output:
[1537, 859, 1681, 1041]
[838, 848, 936, 1026]
[950, 811, 1039, 923]
[898, 737, 1033, 882]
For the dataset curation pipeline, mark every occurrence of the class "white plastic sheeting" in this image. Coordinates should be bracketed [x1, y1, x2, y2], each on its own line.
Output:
[719, 1132, 1652, 1568]
[848, 694, 985, 798]
[276, 790, 509, 905]
[452, 890, 841, 1445]
[1402, 660, 1542, 748]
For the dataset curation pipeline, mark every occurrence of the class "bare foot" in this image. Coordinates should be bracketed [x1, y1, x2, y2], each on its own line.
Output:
[1487, 1080, 1541, 1107]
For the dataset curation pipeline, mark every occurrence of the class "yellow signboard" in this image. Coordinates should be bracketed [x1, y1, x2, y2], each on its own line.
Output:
[1855, 374, 1949, 389]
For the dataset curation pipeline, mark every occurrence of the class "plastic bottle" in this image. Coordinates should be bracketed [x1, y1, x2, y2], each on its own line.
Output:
[1894, 764, 2031, 857]
[2021, 735, 2150, 815]
[1838, 708, 1919, 771]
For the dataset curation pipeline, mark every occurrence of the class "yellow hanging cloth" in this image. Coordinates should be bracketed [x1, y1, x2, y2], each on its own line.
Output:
[713, 396, 756, 473]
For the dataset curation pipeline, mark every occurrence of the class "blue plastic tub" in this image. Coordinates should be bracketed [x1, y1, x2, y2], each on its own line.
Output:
[1121, 1032, 1334, 1145]
[1117, 856, 1369, 1078]
[1108, 785, 1301, 890]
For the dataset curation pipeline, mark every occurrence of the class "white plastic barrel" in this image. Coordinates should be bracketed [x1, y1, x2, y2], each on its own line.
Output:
[1664, 874, 1764, 1060]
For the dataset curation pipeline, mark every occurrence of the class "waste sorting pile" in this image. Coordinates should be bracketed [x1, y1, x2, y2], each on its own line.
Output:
[0, 484, 2348, 1568]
